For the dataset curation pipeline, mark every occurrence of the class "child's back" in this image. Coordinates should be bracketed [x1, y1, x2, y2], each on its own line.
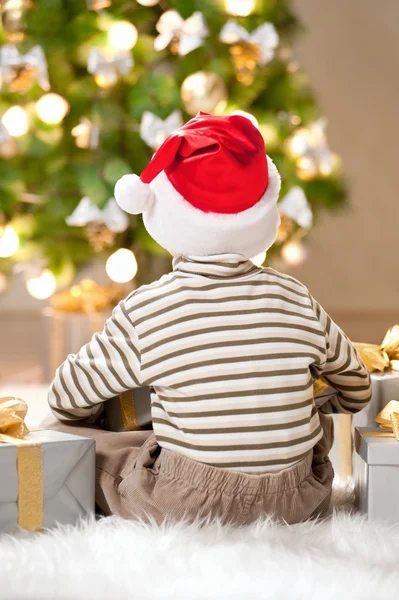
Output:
[48, 113, 371, 524]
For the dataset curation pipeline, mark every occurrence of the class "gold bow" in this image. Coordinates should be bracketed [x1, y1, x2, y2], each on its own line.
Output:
[0, 397, 43, 532]
[0, 397, 29, 439]
[374, 400, 399, 440]
[50, 279, 126, 314]
[355, 325, 399, 372]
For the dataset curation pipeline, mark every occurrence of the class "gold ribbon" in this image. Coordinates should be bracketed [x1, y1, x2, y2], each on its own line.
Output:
[355, 325, 399, 372]
[374, 400, 399, 440]
[118, 390, 138, 431]
[313, 377, 329, 397]
[0, 397, 43, 532]
[357, 400, 399, 444]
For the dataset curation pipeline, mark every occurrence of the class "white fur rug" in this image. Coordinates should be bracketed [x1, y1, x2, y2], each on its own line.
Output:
[1, 482, 398, 600]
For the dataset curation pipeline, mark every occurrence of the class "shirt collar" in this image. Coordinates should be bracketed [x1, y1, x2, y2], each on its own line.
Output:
[172, 254, 259, 279]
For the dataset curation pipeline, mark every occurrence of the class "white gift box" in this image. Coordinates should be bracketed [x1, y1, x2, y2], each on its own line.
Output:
[354, 427, 399, 524]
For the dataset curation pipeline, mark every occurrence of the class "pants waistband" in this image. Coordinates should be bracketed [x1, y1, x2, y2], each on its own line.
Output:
[156, 444, 314, 497]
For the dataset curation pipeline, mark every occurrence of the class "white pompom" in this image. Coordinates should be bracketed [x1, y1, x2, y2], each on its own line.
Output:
[114, 174, 155, 215]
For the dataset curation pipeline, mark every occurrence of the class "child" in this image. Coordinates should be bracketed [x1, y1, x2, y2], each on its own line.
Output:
[48, 113, 371, 525]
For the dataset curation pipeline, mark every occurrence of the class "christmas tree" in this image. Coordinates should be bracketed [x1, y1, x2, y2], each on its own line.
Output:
[0, 0, 344, 299]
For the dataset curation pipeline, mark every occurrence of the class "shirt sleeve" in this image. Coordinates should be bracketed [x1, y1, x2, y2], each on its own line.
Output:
[310, 296, 372, 414]
[48, 299, 142, 421]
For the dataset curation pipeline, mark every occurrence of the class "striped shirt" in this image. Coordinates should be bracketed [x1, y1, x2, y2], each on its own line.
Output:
[49, 254, 372, 473]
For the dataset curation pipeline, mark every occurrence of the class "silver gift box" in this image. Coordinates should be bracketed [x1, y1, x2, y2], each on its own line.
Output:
[354, 427, 399, 524]
[103, 388, 152, 432]
[0, 430, 95, 534]
[315, 373, 399, 478]
[41, 307, 110, 383]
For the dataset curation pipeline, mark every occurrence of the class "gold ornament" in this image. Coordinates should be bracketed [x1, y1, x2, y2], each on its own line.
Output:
[84, 221, 116, 253]
[181, 71, 227, 116]
[86, 0, 112, 9]
[50, 279, 126, 314]
[1, 0, 32, 42]
[230, 41, 261, 86]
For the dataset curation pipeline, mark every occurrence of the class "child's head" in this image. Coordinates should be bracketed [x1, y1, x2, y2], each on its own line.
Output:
[115, 112, 281, 258]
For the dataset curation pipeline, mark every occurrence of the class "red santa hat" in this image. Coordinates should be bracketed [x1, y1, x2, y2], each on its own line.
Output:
[114, 112, 281, 258]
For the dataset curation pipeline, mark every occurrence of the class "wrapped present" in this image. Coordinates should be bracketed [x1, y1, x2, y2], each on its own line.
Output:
[0, 397, 95, 534]
[41, 279, 126, 382]
[103, 388, 152, 432]
[354, 401, 399, 523]
[312, 327, 399, 479]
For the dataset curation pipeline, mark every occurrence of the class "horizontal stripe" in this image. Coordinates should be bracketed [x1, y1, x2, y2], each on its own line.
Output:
[156, 424, 322, 452]
[157, 378, 313, 403]
[133, 293, 311, 327]
[129, 280, 310, 316]
[143, 352, 319, 383]
[140, 307, 319, 340]
[152, 408, 317, 434]
[142, 335, 326, 357]
[152, 398, 313, 416]
[172, 368, 309, 390]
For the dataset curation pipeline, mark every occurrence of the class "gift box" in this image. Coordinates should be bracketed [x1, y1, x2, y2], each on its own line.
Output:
[41, 280, 126, 383]
[314, 326, 399, 479]
[354, 424, 399, 524]
[103, 388, 152, 432]
[41, 307, 109, 383]
[0, 428, 95, 534]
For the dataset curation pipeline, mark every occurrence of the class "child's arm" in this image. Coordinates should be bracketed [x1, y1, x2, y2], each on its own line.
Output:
[48, 299, 141, 421]
[310, 296, 372, 414]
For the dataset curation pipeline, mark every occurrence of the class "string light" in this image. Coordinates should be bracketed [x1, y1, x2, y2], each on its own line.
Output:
[0, 225, 19, 257]
[296, 156, 318, 181]
[286, 128, 310, 159]
[251, 251, 267, 266]
[2, 106, 29, 137]
[26, 269, 56, 299]
[106, 248, 137, 283]
[108, 21, 138, 51]
[281, 240, 307, 266]
[259, 123, 278, 147]
[36, 93, 70, 125]
[225, 0, 256, 17]
[136, 0, 160, 5]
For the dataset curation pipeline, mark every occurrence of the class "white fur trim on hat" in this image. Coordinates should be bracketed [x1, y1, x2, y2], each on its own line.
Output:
[114, 174, 155, 215]
[143, 156, 281, 259]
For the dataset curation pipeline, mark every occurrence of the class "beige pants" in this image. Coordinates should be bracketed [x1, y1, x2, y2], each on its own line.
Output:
[45, 413, 334, 526]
